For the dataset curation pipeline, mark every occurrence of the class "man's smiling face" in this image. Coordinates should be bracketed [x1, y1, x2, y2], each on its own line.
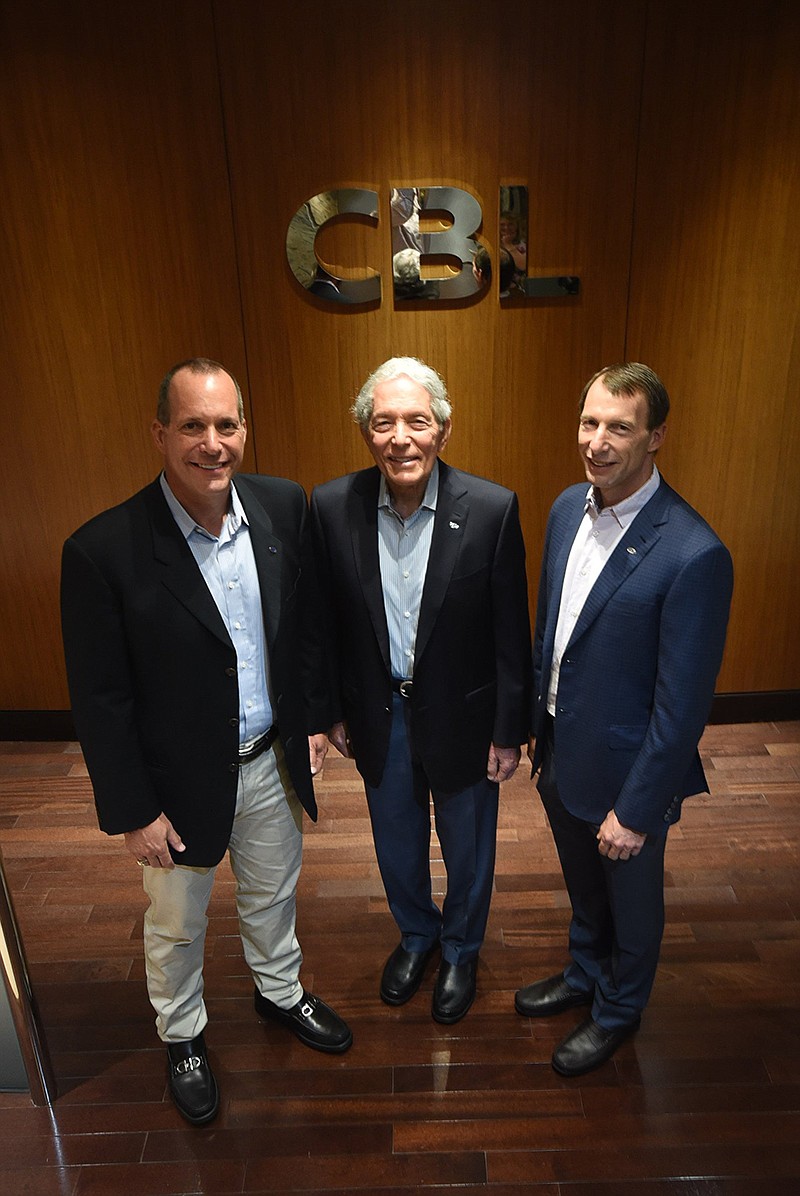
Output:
[362, 375, 451, 506]
[152, 367, 246, 519]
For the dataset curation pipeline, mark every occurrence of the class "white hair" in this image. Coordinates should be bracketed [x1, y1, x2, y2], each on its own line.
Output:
[351, 356, 452, 429]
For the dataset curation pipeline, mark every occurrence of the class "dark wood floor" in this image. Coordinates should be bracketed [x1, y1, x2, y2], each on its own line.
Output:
[1, 721, 799, 1195]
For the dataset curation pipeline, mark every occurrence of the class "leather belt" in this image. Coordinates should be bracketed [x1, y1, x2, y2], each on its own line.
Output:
[239, 725, 277, 764]
[391, 679, 414, 698]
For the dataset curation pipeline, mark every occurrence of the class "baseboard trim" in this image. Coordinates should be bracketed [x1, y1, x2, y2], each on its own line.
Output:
[708, 691, 799, 724]
[1, 693, 798, 741]
[0, 711, 76, 741]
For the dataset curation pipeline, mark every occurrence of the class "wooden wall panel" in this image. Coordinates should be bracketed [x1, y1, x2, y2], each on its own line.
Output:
[214, 0, 645, 566]
[627, 0, 800, 691]
[1, 0, 797, 713]
[0, 0, 250, 706]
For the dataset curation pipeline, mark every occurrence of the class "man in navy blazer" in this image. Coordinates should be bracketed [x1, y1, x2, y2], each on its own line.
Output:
[61, 359, 351, 1125]
[311, 357, 531, 1023]
[515, 362, 733, 1076]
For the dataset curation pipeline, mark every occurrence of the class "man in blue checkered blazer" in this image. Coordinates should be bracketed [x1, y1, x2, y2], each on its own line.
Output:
[515, 363, 733, 1077]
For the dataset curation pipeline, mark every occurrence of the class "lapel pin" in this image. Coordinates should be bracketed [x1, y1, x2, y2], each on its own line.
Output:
[449, 521, 460, 529]
[626, 546, 637, 555]
[268, 545, 277, 554]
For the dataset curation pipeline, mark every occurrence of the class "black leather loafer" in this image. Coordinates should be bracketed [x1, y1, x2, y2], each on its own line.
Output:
[166, 1033, 219, 1125]
[551, 1014, 641, 1076]
[380, 942, 438, 1006]
[254, 988, 353, 1053]
[432, 958, 477, 1024]
[515, 972, 593, 1018]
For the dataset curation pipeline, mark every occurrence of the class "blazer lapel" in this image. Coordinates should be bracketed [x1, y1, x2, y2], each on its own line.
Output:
[541, 490, 586, 668]
[350, 469, 392, 674]
[568, 483, 672, 647]
[237, 480, 283, 652]
[146, 481, 231, 647]
[414, 462, 468, 668]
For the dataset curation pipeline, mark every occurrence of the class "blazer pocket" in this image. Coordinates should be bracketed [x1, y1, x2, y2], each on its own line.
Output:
[608, 724, 648, 749]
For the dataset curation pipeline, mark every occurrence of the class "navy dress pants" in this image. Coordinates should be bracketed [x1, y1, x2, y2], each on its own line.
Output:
[364, 692, 499, 965]
[539, 719, 667, 1029]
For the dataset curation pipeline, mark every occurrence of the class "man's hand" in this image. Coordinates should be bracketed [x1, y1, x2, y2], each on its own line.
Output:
[124, 813, 185, 870]
[487, 743, 520, 783]
[596, 809, 646, 861]
[328, 721, 353, 758]
[308, 733, 329, 776]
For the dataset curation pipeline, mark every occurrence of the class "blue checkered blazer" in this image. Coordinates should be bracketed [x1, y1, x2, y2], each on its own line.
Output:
[532, 478, 733, 835]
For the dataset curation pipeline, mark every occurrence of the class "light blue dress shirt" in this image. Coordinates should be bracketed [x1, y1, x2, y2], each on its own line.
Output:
[377, 460, 439, 680]
[160, 475, 273, 745]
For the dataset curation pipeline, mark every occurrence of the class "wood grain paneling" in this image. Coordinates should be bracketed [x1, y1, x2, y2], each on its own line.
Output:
[0, 0, 797, 711]
[626, 0, 800, 691]
[0, 0, 250, 707]
[215, 0, 645, 553]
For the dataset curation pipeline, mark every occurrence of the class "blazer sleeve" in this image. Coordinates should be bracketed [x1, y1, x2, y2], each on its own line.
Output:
[490, 491, 532, 746]
[613, 537, 734, 833]
[60, 535, 163, 835]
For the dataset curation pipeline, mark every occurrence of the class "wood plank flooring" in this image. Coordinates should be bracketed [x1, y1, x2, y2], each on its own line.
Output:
[0, 721, 799, 1195]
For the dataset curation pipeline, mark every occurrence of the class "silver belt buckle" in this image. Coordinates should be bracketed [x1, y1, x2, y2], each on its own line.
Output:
[398, 680, 414, 699]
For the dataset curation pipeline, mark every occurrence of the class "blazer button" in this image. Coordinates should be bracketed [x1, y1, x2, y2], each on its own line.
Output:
[229, 717, 239, 727]
[229, 762, 238, 773]
[225, 667, 236, 677]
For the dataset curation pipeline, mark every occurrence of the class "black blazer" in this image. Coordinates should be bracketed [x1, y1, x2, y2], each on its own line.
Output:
[61, 475, 331, 866]
[311, 461, 532, 793]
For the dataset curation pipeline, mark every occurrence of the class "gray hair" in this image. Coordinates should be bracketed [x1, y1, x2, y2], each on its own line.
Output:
[351, 356, 452, 430]
[157, 358, 244, 424]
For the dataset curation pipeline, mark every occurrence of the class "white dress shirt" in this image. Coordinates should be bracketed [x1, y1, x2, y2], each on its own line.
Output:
[547, 466, 661, 714]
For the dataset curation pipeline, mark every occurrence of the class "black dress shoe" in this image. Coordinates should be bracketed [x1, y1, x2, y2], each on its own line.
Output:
[432, 958, 477, 1024]
[515, 972, 593, 1018]
[254, 988, 353, 1053]
[166, 1033, 219, 1125]
[380, 942, 438, 1006]
[551, 1014, 641, 1076]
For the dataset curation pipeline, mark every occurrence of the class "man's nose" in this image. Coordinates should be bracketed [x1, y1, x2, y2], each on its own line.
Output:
[391, 420, 410, 442]
[588, 426, 608, 453]
[201, 427, 222, 453]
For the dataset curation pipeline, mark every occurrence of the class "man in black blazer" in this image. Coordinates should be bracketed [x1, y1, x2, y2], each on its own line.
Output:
[516, 363, 733, 1076]
[311, 357, 531, 1023]
[61, 358, 351, 1125]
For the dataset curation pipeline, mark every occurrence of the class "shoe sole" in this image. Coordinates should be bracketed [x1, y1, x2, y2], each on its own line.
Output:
[169, 1080, 220, 1126]
[431, 992, 476, 1025]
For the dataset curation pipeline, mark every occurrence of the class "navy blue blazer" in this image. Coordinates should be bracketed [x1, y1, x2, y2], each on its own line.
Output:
[61, 475, 331, 865]
[311, 461, 532, 793]
[532, 477, 733, 836]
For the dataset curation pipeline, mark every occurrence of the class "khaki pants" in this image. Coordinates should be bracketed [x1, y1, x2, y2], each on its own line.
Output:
[142, 741, 304, 1042]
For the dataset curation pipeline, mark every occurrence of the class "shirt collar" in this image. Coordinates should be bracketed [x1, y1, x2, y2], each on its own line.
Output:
[378, 458, 440, 516]
[159, 473, 247, 541]
[585, 464, 661, 528]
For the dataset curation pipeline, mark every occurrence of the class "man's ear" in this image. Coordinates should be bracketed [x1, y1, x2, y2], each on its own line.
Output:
[648, 422, 666, 453]
[151, 420, 166, 453]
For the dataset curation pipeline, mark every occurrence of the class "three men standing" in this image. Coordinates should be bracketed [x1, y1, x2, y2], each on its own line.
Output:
[61, 352, 732, 1106]
[516, 363, 733, 1075]
[61, 359, 351, 1125]
[312, 357, 531, 1023]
